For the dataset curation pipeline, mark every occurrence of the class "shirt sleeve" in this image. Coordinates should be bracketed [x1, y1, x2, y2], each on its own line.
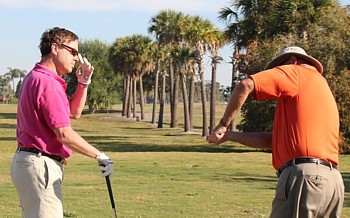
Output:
[250, 65, 300, 101]
[40, 84, 71, 129]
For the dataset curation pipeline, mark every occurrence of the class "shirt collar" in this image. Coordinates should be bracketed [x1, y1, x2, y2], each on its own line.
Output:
[33, 63, 67, 90]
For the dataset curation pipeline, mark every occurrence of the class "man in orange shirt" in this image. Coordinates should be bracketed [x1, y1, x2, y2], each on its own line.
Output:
[207, 46, 344, 217]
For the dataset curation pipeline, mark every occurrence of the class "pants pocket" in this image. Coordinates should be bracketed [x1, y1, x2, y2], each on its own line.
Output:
[275, 169, 292, 200]
[44, 161, 49, 189]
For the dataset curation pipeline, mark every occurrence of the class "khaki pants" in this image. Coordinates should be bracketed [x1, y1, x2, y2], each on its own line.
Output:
[271, 162, 344, 218]
[11, 150, 64, 218]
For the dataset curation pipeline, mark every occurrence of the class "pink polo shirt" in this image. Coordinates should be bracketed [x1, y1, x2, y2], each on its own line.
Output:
[16, 63, 72, 158]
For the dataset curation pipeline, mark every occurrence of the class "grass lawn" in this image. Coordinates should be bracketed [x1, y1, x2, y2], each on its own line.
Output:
[1, 103, 350, 217]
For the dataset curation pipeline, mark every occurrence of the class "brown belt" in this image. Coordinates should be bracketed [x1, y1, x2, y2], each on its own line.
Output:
[277, 157, 338, 177]
[17, 147, 65, 164]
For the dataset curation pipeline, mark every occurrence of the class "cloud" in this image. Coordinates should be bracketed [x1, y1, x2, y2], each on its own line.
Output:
[0, 0, 228, 13]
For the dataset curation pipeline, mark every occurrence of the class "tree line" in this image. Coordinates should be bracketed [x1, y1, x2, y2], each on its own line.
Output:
[3, 0, 350, 151]
[0, 68, 26, 103]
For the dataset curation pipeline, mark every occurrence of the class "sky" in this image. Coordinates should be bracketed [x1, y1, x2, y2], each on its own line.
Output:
[0, 0, 349, 88]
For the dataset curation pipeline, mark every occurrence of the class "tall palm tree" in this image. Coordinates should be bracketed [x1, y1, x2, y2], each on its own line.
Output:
[5, 68, 22, 96]
[158, 67, 167, 128]
[149, 10, 186, 128]
[269, 0, 332, 39]
[108, 37, 130, 116]
[149, 43, 161, 124]
[0, 75, 11, 102]
[218, 0, 270, 49]
[131, 35, 153, 120]
[171, 45, 196, 132]
[208, 30, 226, 131]
[109, 35, 153, 120]
[18, 70, 26, 82]
[219, 0, 331, 48]
[15, 70, 26, 98]
[183, 16, 217, 136]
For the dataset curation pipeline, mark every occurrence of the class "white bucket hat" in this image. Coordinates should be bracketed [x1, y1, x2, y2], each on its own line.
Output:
[264, 46, 323, 73]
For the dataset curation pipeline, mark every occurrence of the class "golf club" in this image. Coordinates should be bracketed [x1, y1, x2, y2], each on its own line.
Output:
[105, 175, 118, 218]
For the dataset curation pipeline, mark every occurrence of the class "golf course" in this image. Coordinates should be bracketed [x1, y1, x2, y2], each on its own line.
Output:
[1, 103, 350, 217]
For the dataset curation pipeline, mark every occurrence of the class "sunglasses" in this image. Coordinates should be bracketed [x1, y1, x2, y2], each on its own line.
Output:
[59, 44, 79, 57]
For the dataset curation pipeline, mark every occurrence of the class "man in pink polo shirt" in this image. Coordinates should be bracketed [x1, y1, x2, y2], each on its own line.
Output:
[11, 27, 114, 217]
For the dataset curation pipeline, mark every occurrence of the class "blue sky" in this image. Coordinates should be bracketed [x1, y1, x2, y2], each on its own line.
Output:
[0, 0, 349, 87]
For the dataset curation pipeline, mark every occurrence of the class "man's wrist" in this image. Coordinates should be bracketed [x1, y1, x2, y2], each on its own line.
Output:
[78, 82, 89, 88]
[219, 118, 229, 128]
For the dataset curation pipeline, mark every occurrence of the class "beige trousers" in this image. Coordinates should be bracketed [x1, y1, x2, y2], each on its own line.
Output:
[11, 150, 64, 218]
[271, 162, 344, 218]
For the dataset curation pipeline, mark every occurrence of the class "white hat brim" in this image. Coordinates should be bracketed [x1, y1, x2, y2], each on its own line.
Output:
[265, 52, 323, 74]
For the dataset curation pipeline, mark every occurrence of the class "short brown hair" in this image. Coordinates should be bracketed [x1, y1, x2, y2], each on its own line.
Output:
[39, 27, 79, 57]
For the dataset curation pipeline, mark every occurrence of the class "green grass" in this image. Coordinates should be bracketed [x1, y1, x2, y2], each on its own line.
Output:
[1, 103, 350, 217]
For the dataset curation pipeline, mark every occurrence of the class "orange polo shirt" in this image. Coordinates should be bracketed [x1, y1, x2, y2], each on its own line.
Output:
[250, 64, 339, 170]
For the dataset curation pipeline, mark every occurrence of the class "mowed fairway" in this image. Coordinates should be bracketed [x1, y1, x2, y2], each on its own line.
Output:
[1, 103, 350, 217]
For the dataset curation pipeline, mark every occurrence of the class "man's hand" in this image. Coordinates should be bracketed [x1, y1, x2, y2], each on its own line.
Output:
[96, 153, 114, 178]
[76, 53, 94, 85]
[206, 125, 228, 145]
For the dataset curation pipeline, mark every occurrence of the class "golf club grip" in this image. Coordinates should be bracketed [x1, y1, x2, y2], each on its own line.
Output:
[105, 176, 116, 209]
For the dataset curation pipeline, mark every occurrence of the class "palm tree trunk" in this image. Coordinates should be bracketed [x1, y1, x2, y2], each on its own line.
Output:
[133, 76, 137, 118]
[173, 73, 179, 128]
[122, 74, 130, 117]
[181, 73, 190, 132]
[230, 47, 239, 131]
[169, 60, 175, 127]
[152, 64, 159, 124]
[139, 75, 145, 120]
[158, 72, 166, 128]
[189, 74, 195, 129]
[210, 63, 217, 131]
[12, 79, 15, 96]
[200, 73, 208, 136]
[127, 76, 132, 118]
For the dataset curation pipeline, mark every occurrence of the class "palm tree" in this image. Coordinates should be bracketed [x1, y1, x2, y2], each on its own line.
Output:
[208, 31, 226, 131]
[5, 68, 22, 96]
[183, 16, 217, 136]
[131, 35, 153, 120]
[18, 70, 26, 82]
[149, 10, 186, 128]
[158, 67, 167, 128]
[149, 43, 169, 125]
[108, 37, 130, 116]
[0, 75, 11, 102]
[171, 45, 196, 132]
[219, 0, 331, 48]
[15, 70, 26, 98]
[109, 35, 153, 120]
[269, 0, 332, 39]
[218, 0, 270, 49]
[149, 43, 161, 124]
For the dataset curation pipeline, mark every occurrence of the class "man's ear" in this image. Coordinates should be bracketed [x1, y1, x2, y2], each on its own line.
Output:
[290, 55, 298, 64]
[51, 43, 59, 55]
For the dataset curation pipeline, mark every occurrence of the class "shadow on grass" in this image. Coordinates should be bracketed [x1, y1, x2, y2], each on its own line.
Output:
[84, 135, 262, 153]
[82, 109, 122, 115]
[221, 175, 277, 184]
[341, 172, 350, 207]
[0, 136, 17, 141]
[0, 123, 17, 129]
[0, 113, 17, 119]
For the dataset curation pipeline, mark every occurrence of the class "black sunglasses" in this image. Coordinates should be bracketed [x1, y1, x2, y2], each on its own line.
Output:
[59, 44, 79, 57]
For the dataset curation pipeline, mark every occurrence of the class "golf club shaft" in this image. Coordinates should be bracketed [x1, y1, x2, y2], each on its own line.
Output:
[105, 176, 117, 218]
